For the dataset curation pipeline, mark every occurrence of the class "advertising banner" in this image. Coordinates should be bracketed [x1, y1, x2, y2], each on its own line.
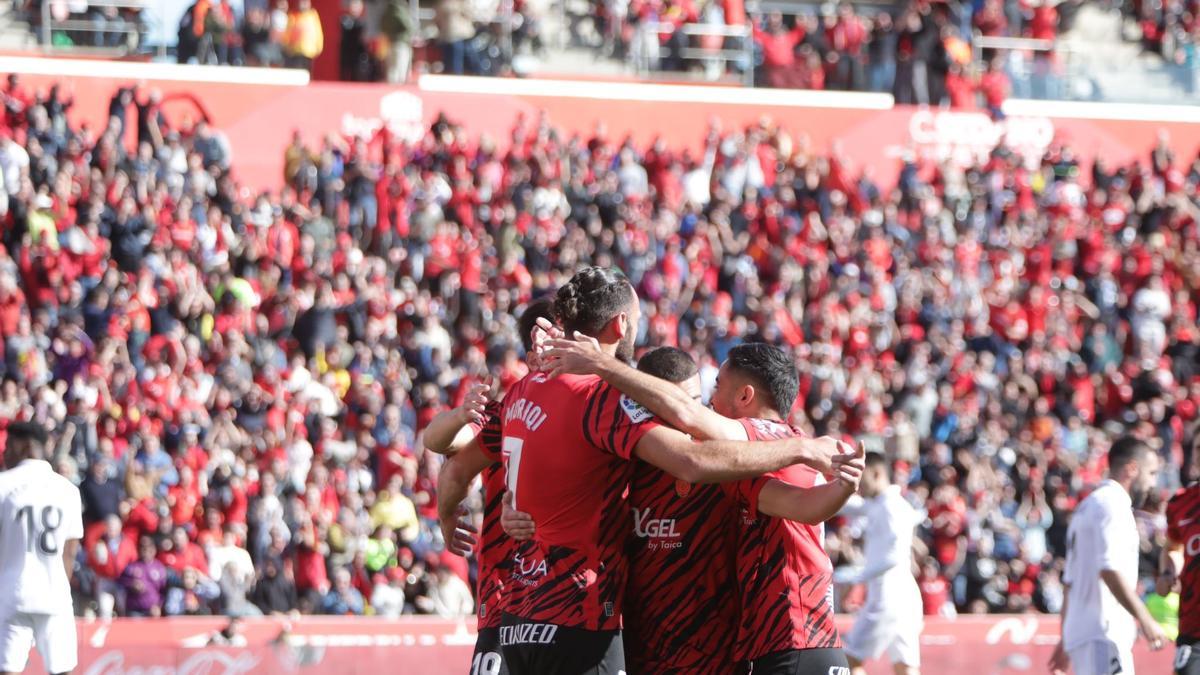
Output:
[21, 615, 1176, 674]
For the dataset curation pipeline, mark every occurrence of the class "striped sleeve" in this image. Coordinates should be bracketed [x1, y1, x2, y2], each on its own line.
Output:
[475, 400, 504, 463]
[721, 477, 771, 519]
[581, 382, 660, 460]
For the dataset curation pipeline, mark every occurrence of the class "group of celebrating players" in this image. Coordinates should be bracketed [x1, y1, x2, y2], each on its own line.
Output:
[0, 264, 1198, 675]
[428, 266, 925, 675]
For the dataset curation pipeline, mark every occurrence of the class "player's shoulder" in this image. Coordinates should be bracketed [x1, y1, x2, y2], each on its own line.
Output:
[1168, 483, 1200, 513]
[740, 417, 802, 441]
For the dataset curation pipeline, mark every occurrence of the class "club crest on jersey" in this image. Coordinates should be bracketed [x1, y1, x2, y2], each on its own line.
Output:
[619, 395, 654, 423]
[675, 480, 692, 498]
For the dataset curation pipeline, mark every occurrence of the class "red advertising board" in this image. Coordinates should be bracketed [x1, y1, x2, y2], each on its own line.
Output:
[5, 67, 1200, 194]
[21, 615, 1175, 674]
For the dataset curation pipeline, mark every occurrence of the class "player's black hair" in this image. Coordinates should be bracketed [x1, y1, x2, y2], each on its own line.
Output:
[1108, 436, 1152, 474]
[865, 451, 888, 470]
[725, 342, 799, 416]
[5, 421, 49, 463]
[554, 267, 635, 337]
[517, 296, 556, 353]
[5, 421, 49, 446]
[637, 347, 698, 384]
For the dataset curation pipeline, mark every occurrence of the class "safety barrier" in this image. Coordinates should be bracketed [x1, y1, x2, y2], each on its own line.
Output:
[21, 615, 1176, 673]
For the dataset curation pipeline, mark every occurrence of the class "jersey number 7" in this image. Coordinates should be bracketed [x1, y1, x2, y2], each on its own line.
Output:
[503, 437, 524, 511]
[15, 505, 64, 556]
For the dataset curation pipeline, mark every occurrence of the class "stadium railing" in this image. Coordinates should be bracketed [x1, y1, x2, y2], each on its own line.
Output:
[38, 0, 163, 58]
[636, 22, 754, 86]
[971, 34, 1078, 101]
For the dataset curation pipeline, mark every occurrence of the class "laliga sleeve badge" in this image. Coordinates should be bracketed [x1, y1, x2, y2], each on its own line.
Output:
[675, 480, 692, 498]
[619, 395, 654, 423]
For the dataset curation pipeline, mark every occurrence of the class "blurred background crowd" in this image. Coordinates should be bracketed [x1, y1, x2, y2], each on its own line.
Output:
[10, 0, 1198, 102]
[0, 73, 1197, 620]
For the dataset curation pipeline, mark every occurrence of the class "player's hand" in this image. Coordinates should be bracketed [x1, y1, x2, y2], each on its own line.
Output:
[835, 441, 866, 492]
[1140, 616, 1167, 651]
[501, 492, 536, 541]
[441, 507, 478, 557]
[542, 332, 606, 378]
[1048, 641, 1070, 675]
[455, 382, 489, 427]
[803, 436, 851, 479]
[527, 317, 564, 371]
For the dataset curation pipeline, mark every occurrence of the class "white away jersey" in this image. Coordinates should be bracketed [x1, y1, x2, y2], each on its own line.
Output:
[844, 485, 922, 615]
[1062, 480, 1139, 651]
[0, 460, 84, 614]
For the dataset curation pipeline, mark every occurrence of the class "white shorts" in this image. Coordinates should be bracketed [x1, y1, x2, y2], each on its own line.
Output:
[0, 608, 78, 674]
[1067, 639, 1134, 675]
[843, 611, 922, 667]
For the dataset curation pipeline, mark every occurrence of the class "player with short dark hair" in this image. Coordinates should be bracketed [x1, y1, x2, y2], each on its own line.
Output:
[1162, 434, 1200, 675]
[539, 337, 864, 674]
[1, 422, 84, 675]
[439, 267, 854, 675]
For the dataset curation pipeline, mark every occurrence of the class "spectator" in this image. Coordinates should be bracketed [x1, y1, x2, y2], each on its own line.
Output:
[284, 0, 324, 71]
[826, 3, 867, 91]
[81, 457, 121, 524]
[380, 0, 416, 83]
[435, 0, 478, 75]
[249, 556, 300, 616]
[86, 514, 137, 618]
[159, 526, 209, 576]
[978, 57, 1011, 118]
[340, 0, 373, 82]
[866, 12, 896, 93]
[119, 535, 169, 617]
[370, 568, 408, 617]
[751, 11, 806, 89]
[370, 475, 420, 543]
[321, 567, 365, 615]
[164, 566, 220, 616]
[427, 562, 473, 618]
[243, 7, 283, 67]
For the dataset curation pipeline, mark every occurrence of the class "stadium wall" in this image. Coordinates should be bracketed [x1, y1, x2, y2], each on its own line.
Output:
[3, 59, 1199, 194]
[26, 616, 1173, 674]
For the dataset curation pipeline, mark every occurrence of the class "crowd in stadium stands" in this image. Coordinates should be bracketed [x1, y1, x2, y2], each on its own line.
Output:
[0, 75, 1198, 620]
[1128, 0, 1200, 90]
[592, 0, 1081, 100]
[174, 0, 327, 71]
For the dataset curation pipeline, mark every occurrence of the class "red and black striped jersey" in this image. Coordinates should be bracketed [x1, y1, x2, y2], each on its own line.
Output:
[480, 372, 660, 631]
[472, 401, 509, 629]
[728, 417, 840, 661]
[623, 461, 741, 674]
[1168, 484, 1200, 642]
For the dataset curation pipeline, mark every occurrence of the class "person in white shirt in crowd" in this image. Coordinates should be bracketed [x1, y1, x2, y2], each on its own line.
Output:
[370, 569, 407, 618]
[428, 563, 473, 619]
[1051, 436, 1167, 675]
[0, 422, 84, 675]
[838, 451, 924, 675]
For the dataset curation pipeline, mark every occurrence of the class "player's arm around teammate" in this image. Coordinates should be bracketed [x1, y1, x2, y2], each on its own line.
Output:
[541, 331, 858, 480]
[423, 382, 490, 457]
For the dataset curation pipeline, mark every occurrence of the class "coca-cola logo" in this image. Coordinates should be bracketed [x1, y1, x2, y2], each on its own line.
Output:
[906, 109, 1055, 169]
[84, 650, 259, 675]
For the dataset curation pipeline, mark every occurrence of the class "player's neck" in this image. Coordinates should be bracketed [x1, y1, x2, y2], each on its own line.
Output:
[747, 407, 783, 422]
[598, 342, 622, 360]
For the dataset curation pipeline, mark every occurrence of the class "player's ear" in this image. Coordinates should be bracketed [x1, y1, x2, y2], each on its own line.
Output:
[739, 383, 755, 407]
[613, 311, 630, 339]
